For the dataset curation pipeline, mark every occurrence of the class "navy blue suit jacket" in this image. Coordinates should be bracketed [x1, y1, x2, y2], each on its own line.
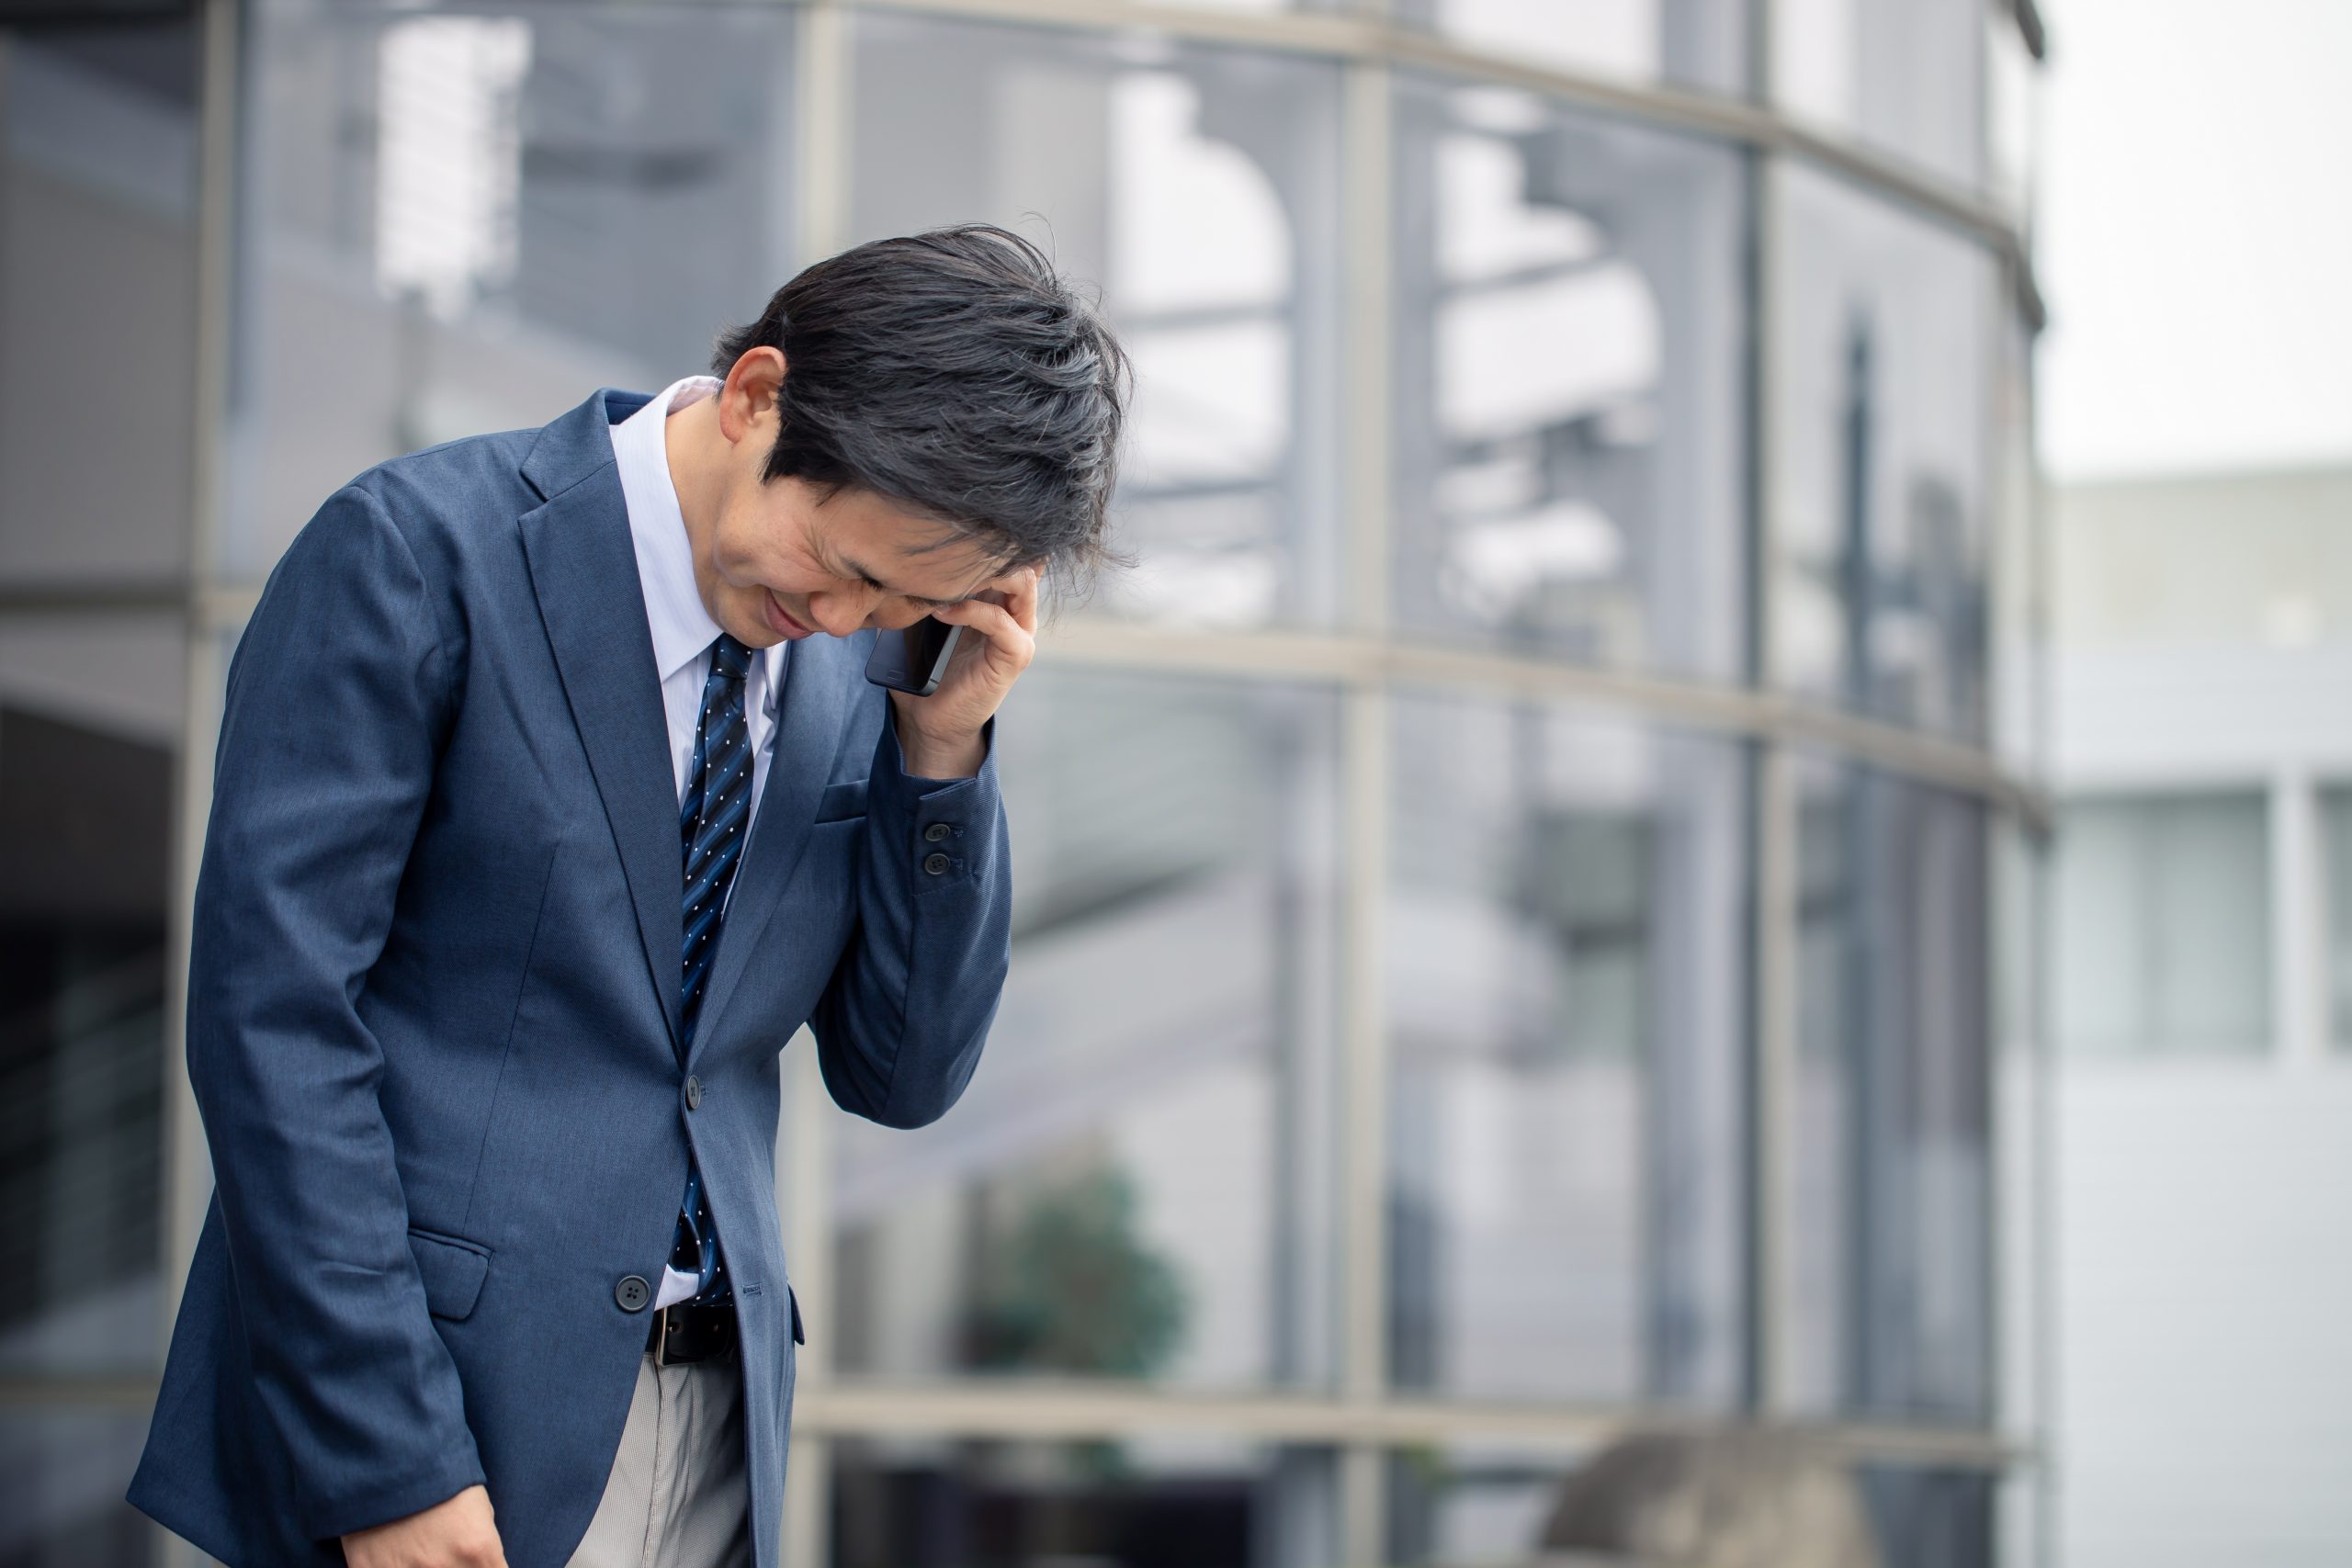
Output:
[129, 389, 1011, 1566]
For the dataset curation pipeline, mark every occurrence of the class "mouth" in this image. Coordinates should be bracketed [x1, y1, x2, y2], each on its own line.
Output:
[763, 591, 813, 640]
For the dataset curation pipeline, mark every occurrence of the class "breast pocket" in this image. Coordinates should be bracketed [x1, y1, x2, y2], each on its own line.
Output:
[814, 779, 868, 824]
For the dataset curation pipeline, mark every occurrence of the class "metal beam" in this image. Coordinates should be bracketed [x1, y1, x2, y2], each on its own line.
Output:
[789, 1377, 2030, 1472]
[1751, 745, 1801, 1416]
[1335, 49, 1396, 1568]
[1030, 619, 2052, 828]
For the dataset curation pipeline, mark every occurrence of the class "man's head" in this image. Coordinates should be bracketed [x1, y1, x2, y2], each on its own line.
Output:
[682, 224, 1128, 647]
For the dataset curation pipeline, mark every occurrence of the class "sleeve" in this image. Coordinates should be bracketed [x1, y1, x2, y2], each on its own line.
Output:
[808, 705, 1013, 1129]
[184, 483, 485, 1539]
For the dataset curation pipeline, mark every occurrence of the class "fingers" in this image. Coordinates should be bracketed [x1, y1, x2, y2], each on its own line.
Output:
[935, 595, 1033, 673]
[986, 565, 1040, 635]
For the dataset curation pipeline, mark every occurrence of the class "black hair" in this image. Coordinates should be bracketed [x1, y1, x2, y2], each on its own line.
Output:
[712, 223, 1131, 588]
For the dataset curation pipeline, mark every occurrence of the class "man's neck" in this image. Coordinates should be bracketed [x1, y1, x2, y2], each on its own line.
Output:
[663, 390, 723, 581]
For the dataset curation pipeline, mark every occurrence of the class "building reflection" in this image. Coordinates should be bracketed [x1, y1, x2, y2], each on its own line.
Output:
[0, 3, 2046, 1565]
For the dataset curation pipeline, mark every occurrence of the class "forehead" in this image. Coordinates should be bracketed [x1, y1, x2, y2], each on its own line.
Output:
[807, 486, 1001, 598]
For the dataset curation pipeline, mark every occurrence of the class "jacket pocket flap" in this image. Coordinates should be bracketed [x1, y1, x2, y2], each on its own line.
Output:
[407, 1228, 490, 1322]
[814, 779, 868, 823]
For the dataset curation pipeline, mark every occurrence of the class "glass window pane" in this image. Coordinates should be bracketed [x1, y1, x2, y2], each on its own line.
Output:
[848, 13, 1344, 630]
[1993, 822, 2048, 1450]
[2050, 800, 2140, 1055]
[1861, 1466, 1996, 1568]
[2331, 789, 2352, 1055]
[1390, 1438, 1921, 1567]
[0, 613, 184, 1389]
[2055, 793, 2272, 1058]
[1991, 313, 2041, 772]
[1792, 759, 1993, 1423]
[1774, 0, 1986, 188]
[1773, 163, 1996, 740]
[1388, 701, 1747, 1406]
[831, 671, 1340, 1391]
[1386, 1443, 1577, 1568]
[0, 21, 198, 586]
[231, 1, 797, 579]
[831, 1438, 1338, 1568]
[1392, 77, 1749, 679]
[1390, 0, 1750, 97]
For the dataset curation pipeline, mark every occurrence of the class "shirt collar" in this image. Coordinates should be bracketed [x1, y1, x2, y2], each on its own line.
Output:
[611, 375, 729, 685]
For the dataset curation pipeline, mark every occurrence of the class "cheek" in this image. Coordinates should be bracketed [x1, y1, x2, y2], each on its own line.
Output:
[712, 505, 784, 589]
[760, 534, 828, 595]
[713, 538, 759, 590]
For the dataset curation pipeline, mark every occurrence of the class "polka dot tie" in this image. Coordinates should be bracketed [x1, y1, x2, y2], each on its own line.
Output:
[668, 632, 754, 1304]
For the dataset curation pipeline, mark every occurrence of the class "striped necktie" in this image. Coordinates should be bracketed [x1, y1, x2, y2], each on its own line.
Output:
[668, 632, 754, 1303]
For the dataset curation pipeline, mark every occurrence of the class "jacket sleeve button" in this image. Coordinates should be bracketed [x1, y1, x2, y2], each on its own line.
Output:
[923, 822, 952, 842]
[922, 852, 951, 876]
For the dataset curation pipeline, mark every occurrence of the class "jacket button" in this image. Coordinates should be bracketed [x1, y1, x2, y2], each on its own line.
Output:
[685, 1075, 703, 1111]
[923, 822, 952, 842]
[922, 852, 950, 876]
[616, 1275, 651, 1313]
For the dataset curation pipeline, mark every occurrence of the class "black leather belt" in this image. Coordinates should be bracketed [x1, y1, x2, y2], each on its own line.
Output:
[648, 1296, 738, 1366]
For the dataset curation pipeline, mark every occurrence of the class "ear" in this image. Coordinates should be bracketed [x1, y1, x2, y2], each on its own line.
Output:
[718, 345, 788, 445]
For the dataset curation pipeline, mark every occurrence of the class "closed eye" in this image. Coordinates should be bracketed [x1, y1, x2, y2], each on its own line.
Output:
[830, 550, 956, 613]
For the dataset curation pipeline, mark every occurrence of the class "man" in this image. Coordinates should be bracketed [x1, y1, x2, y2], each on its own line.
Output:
[128, 225, 1128, 1568]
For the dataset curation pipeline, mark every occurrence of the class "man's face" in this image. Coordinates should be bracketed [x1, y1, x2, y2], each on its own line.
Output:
[701, 471, 1002, 649]
[688, 352, 1007, 648]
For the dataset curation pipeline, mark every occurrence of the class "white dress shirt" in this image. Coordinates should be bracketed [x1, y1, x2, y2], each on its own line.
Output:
[609, 374, 785, 1311]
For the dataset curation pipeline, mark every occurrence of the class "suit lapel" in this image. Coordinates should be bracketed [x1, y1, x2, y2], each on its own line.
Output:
[516, 397, 684, 1055]
[690, 634, 857, 1061]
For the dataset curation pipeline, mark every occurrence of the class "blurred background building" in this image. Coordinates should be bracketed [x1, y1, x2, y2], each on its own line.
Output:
[2036, 5, 2352, 1567]
[0, 2, 2053, 1565]
[2049, 465, 2352, 1568]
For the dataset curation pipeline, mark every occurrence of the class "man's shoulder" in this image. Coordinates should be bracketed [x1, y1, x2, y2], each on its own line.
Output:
[328, 392, 624, 570]
[344, 424, 548, 527]
[277, 389, 639, 612]
[338, 388, 638, 535]
[281, 424, 564, 614]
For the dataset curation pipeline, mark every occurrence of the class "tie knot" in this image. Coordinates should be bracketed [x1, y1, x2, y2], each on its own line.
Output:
[709, 634, 752, 683]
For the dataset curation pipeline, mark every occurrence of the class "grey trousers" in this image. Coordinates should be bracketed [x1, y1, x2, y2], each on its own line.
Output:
[565, 1352, 754, 1568]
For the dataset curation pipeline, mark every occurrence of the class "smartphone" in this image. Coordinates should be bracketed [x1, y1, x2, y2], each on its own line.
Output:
[865, 615, 962, 696]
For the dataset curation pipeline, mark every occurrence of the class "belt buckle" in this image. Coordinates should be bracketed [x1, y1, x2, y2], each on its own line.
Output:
[651, 1303, 675, 1368]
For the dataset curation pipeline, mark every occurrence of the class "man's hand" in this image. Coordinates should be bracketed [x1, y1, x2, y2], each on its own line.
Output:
[889, 565, 1039, 779]
[341, 1483, 506, 1568]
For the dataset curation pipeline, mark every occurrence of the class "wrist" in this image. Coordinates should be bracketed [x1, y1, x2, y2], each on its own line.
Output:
[891, 700, 984, 779]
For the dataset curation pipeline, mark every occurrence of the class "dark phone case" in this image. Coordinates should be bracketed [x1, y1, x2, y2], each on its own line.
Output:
[865, 618, 962, 696]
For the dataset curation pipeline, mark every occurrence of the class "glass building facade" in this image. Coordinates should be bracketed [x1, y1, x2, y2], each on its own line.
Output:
[0, 2, 2050, 1564]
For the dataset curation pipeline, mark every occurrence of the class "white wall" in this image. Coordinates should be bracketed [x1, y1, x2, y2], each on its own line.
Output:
[2054, 1065, 2352, 1568]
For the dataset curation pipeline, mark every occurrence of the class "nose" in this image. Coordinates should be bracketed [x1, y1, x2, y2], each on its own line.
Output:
[803, 585, 874, 638]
